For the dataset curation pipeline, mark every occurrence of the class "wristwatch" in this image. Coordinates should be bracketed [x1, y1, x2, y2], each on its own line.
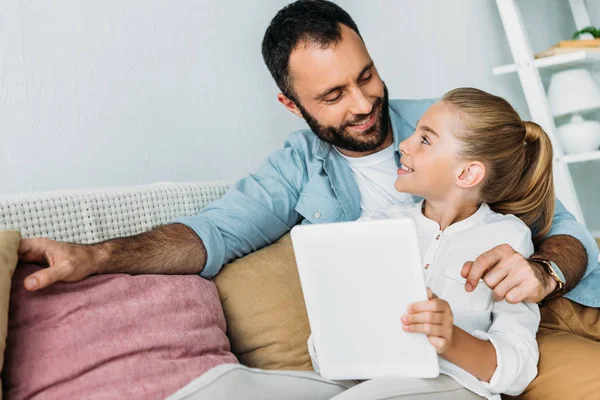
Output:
[529, 257, 566, 300]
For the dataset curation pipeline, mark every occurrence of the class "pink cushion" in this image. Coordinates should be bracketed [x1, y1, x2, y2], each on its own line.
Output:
[3, 264, 238, 399]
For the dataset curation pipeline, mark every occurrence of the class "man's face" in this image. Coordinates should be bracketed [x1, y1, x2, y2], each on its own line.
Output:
[285, 25, 389, 155]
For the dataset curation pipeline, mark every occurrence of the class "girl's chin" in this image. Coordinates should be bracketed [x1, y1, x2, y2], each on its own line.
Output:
[394, 182, 411, 194]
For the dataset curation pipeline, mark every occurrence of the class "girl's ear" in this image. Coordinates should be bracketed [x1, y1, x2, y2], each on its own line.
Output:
[457, 161, 486, 189]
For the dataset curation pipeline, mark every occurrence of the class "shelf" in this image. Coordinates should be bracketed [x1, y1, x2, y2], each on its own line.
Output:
[493, 50, 600, 76]
[562, 150, 600, 164]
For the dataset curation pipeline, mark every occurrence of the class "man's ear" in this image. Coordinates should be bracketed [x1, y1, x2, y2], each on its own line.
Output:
[277, 93, 303, 118]
[457, 161, 486, 189]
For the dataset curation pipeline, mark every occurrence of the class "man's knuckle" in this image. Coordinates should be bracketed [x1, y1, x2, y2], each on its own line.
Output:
[498, 243, 511, 252]
[510, 253, 523, 264]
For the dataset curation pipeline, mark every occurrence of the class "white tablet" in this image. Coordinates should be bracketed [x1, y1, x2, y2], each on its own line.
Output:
[291, 218, 439, 380]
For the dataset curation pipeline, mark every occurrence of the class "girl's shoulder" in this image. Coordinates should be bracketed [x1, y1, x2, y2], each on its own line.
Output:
[479, 205, 532, 236]
[478, 205, 534, 256]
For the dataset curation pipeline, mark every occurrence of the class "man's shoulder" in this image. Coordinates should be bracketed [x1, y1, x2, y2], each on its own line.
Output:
[283, 128, 328, 158]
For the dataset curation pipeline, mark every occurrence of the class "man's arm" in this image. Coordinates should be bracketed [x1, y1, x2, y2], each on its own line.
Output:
[19, 223, 206, 291]
[463, 199, 598, 303]
[529, 234, 587, 296]
[173, 139, 307, 278]
[20, 134, 310, 290]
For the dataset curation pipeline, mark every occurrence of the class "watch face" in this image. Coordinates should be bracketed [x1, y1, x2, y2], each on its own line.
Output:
[548, 261, 566, 284]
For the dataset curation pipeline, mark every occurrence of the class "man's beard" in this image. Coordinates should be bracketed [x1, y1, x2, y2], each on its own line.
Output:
[296, 84, 390, 153]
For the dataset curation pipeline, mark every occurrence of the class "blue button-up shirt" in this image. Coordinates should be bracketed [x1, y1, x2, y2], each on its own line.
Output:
[175, 98, 600, 307]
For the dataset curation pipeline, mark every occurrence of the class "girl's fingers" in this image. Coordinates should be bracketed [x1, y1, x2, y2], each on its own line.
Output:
[407, 298, 446, 313]
[402, 323, 449, 338]
[402, 311, 445, 325]
[427, 336, 449, 353]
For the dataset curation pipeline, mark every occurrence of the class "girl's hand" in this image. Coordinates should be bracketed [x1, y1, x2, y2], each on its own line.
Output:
[402, 288, 454, 354]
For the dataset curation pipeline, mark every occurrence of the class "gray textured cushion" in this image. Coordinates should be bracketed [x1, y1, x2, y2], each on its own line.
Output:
[166, 364, 355, 400]
[330, 375, 484, 400]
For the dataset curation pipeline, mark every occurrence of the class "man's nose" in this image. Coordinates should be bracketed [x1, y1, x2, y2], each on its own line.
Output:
[348, 88, 373, 116]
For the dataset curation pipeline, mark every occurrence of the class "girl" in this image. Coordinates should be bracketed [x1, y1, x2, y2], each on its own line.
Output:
[309, 87, 552, 399]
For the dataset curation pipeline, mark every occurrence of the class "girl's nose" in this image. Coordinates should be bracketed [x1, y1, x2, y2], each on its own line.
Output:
[399, 139, 409, 155]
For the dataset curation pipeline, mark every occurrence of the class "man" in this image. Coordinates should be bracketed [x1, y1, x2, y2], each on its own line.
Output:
[18, 1, 600, 399]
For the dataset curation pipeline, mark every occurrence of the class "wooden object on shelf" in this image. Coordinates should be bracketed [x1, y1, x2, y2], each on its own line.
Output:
[535, 39, 600, 59]
[558, 39, 600, 48]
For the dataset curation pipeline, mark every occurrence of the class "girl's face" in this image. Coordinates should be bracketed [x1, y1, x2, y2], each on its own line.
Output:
[395, 102, 467, 200]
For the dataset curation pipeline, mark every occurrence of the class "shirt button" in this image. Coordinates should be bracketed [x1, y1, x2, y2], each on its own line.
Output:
[314, 212, 321, 219]
[424, 264, 430, 270]
[436, 234, 441, 240]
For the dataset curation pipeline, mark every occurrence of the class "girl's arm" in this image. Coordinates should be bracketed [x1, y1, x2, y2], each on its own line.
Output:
[440, 326, 497, 382]
[454, 226, 540, 395]
[404, 294, 540, 394]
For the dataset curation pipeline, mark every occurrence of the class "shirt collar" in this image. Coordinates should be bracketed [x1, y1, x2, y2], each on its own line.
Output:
[409, 200, 492, 234]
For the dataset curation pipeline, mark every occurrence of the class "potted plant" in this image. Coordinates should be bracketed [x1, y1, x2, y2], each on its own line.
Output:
[573, 26, 600, 39]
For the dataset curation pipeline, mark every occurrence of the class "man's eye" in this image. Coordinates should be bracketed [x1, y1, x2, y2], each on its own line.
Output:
[360, 73, 372, 83]
[325, 93, 342, 104]
[420, 136, 431, 145]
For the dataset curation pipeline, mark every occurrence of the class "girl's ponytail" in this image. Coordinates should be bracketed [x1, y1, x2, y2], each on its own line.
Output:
[442, 88, 555, 244]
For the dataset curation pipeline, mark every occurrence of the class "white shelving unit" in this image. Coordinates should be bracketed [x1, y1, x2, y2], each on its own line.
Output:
[494, 0, 600, 227]
[493, 50, 600, 75]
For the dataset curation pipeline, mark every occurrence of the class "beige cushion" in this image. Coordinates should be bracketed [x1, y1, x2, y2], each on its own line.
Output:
[0, 231, 21, 397]
[214, 233, 312, 370]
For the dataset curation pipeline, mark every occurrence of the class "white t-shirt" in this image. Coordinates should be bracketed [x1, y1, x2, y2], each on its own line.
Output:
[308, 200, 540, 400]
[335, 145, 410, 215]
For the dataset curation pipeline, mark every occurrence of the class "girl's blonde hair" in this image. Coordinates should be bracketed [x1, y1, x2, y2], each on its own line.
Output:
[442, 88, 554, 243]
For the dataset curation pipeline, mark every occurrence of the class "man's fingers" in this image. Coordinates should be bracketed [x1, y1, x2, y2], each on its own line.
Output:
[489, 274, 520, 302]
[482, 264, 511, 291]
[465, 246, 506, 291]
[18, 238, 50, 265]
[504, 284, 531, 304]
[461, 262, 473, 279]
[24, 267, 65, 292]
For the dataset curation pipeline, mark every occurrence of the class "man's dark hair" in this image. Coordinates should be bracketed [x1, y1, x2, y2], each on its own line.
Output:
[261, 0, 362, 99]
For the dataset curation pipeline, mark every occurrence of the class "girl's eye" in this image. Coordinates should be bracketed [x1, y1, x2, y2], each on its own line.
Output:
[420, 135, 431, 145]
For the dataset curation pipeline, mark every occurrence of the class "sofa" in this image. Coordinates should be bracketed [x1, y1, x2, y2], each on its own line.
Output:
[0, 182, 482, 400]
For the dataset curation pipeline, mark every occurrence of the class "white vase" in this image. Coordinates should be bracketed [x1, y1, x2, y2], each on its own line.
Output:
[557, 114, 600, 154]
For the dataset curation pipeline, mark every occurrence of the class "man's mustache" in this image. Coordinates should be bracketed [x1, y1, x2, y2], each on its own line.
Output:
[346, 97, 382, 126]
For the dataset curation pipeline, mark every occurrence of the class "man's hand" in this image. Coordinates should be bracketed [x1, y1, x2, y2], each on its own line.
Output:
[18, 224, 207, 292]
[461, 244, 555, 304]
[18, 238, 101, 291]
[402, 288, 454, 354]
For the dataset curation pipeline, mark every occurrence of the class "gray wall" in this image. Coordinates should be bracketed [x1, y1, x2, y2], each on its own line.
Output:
[0, 0, 598, 233]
